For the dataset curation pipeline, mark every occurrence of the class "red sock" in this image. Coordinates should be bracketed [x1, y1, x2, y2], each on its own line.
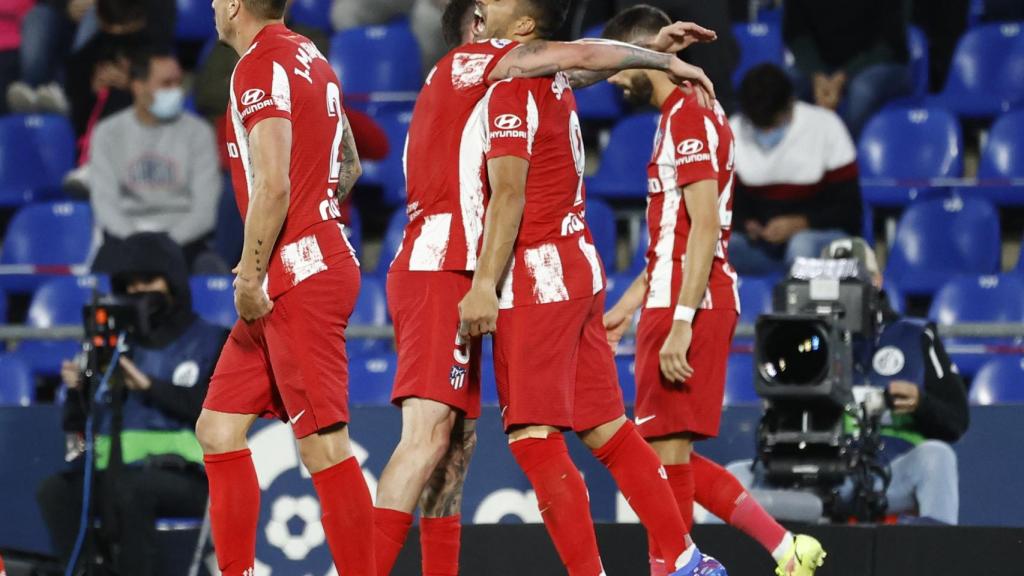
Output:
[592, 421, 690, 570]
[204, 449, 260, 576]
[311, 457, 377, 575]
[691, 453, 788, 554]
[421, 515, 461, 576]
[664, 463, 695, 531]
[374, 507, 413, 576]
[509, 433, 604, 576]
[1, 551, 7, 575]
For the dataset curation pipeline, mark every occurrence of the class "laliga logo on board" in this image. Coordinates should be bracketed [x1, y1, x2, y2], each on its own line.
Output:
[494, 114, 523, 130]
[242, 88, 266, 106]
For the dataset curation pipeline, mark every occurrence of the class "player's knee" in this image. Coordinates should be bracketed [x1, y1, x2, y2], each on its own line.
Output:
[195, 412, 247, 455]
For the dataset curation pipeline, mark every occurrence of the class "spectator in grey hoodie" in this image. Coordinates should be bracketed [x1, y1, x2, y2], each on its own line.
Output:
[89, 48, 224, 273]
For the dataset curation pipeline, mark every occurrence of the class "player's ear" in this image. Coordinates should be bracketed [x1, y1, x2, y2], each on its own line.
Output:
[227, 0, 241, 20]
[514, 14, 537, 37]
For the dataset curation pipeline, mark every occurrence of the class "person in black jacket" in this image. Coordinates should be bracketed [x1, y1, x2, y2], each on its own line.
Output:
[37, 233, 228, 575]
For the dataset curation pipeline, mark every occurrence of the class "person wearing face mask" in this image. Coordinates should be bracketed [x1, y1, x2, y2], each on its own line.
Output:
[88, 48, 225, 274]
[36, 233, 229, 576]
[727, 63, 863, 277]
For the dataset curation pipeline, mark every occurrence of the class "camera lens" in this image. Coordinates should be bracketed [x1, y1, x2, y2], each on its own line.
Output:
[758, 320, 829, 386]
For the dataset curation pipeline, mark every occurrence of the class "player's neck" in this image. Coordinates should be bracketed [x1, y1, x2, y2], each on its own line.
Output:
[229, 19, 283, 56]
[649, 74, 677, 109]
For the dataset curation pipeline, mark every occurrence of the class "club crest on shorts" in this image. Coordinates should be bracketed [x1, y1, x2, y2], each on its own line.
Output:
[450, 365, 467, 390]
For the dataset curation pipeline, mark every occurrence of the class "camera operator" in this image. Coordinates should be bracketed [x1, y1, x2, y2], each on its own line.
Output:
[36, 233, 228, 575]
[730, 237, 969, 525]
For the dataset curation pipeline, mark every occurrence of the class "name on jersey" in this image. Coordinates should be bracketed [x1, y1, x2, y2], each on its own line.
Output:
[293, 41, 326, 85]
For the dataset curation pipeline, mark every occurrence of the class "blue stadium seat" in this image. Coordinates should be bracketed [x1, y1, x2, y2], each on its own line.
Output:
[603, 272, 635, 312]
[724, 353, 758, 405]
[732, 22, 785, 88]
[587, 113, 660, 199]
[882, 281, 905, 315]
[628, 230, 649, 276]
[573, 25, 624, 121]
[737, 276, 774, 325]
[175, 0, 216, 41]
[0, 286, 7, 324]
[928, 274, 1024, 377]
[0, 355, 34, 406]
[481, 337, 498, 405]
[907, 25, 930, 98]
[17, 275, 109, 378]
[350, 275, 389, 353]
[615, 355, 636, 404]
[376, 209, 408, 275]
[885, 197, 1000, 297]
[189, 275, 236, 329]
[359, 111, 411, 207]
[928, 23, 1024, 119]
[974, 110, 1024, 205]
[329, 19, 422, 112]
[586, 198, 617, 271]
[0, 114, 75, 205]
[1, 202, 94, 266]
[347, 351, 397, 405]
[288, 0, 331, 31]
[858, 107, 963, 206]
[970, 357, 1024, 405]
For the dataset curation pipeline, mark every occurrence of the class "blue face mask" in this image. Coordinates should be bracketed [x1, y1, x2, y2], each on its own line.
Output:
[754, 124, 789, 150]
[149, 87, 184, 121]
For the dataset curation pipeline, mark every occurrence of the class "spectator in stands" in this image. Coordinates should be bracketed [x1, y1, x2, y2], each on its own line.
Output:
[728, 63, 862, 276]
[88, 49, 225, 274]
[783, 0, 911, 137]
[728, 237, 969, 525]
[37, 233, 228, 576]
[331, 0, 447, 72]
[0, 0, 33, 115]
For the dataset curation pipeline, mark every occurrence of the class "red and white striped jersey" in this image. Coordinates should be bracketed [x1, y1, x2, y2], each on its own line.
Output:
[389, 39, 520, 273]
[484, 75, 605, 309]
[643, 90, 739, 312]
[225, 24, 356, 299]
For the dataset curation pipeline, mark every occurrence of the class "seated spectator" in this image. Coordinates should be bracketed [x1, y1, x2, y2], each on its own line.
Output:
[331, 0, 447, 72]
[783, 0, 911, 136]
[727, 237, 969, 525]
[37, 233, 228, 576]
[89, 49, 225, 273]
[0, 0, 33, 115]
[728, 64, 862, 276]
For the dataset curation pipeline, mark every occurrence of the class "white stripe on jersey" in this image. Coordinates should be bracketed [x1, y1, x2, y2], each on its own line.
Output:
[229, 70, 254, 198]
[459, 83, 502, 270]
[647, 105, 682, 309]
[578, 236, 604, 295]
[526, 91, 539, 155]
[409, 213, 452, 270]
[498, 258, 515, 310]
[703, 116, 719, 172]
[271, 61, 291, 112]
[524, 243, 570, 304]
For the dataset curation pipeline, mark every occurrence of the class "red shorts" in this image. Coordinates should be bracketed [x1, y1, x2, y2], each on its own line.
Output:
[634, 307, 738, 440]
[387, 270, 483, 418]
[203, 261, 359, 439]
[494, 292, 624, 432]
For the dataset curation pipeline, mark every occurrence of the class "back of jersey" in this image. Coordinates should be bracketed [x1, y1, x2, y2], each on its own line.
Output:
[394, 39, 518, 273]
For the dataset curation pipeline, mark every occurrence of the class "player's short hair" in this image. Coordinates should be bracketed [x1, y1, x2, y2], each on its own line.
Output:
[243, 0, 288, 20]
[129, 48, 176, 82]
[442, 0, 476, 49]
[602, 5, 671, 43]
[519, 0, 570, 39]
[739, 63, 795, 129]
[97, 0, 146, 26]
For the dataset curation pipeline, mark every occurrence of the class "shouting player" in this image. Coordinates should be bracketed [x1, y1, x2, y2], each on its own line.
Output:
[456, 1, 724, 575]
[373, 1, 718, 574]
[601, 6, 826, 576]
[196, 0, 371, 574]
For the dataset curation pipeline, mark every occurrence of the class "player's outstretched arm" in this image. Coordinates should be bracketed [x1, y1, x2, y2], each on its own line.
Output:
[335, 111, 362, 203]
[233, 117, 292, 322]
[603, 272, 648, 350]
[660, 179, 719, 383]
[489, 36, 715, 99]
[457, 156, 528, 338]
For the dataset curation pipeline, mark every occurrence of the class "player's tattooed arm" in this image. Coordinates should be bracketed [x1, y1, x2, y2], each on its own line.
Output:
[419, 419, 478, 517]
[335, 111, 362, 204]
[233, 117, 291, 321]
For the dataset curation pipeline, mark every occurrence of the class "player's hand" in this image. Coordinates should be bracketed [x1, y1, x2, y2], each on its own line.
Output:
[888, 380, 921, 414]
[660, 320, 695, 384]
[61, 359, 82, 390]
[744, 220, 764, 241]
[119, 357, 152, 391]
[761, 215, 809, 244]
[232, 271, 274, 322]
[458, 285, 499, 338]
[603, 306, 633, 351]
[651, 21, 717, 53]
[667, 58, 715, 104]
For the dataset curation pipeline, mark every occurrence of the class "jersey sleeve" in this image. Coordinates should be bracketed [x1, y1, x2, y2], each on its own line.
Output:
[671, 107, 719, 188]
[485, 80, 537, 162]
[232, 53, 293, 132]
